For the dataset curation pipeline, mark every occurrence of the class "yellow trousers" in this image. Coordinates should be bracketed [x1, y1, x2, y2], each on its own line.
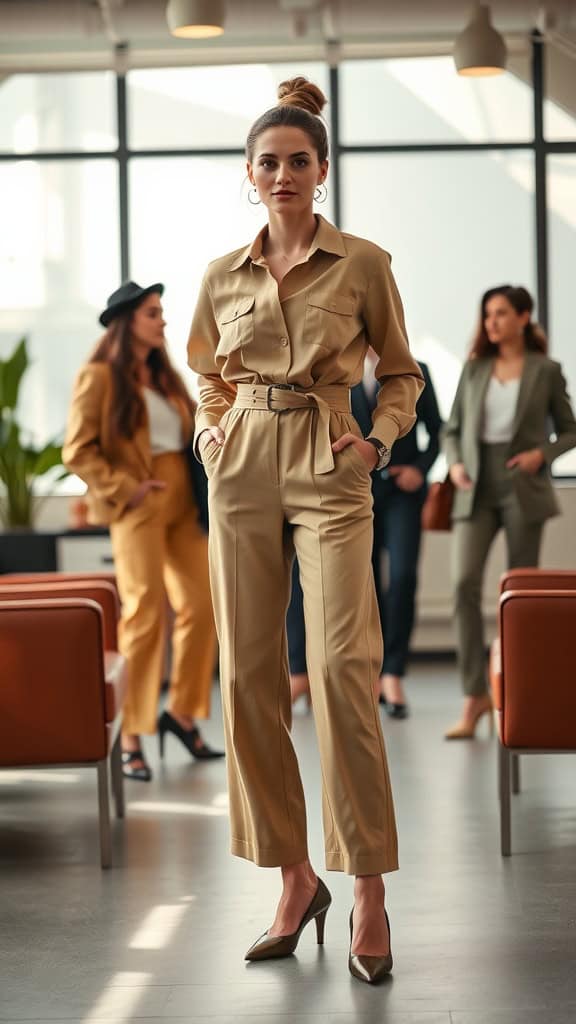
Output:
[110, 452, 216, 735]
[203, 398, 398, 876]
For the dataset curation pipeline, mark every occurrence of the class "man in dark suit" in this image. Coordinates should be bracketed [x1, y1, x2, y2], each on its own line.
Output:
[287, 356, 442, 718]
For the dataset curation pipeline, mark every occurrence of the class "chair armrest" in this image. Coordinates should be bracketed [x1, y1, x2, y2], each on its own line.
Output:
[499, 568, 576, 596]
[0, 581, 119, 651]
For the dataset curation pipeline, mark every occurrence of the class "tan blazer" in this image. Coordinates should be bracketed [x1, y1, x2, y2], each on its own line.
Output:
[443, 352, 576, 523]
[63, 362, 194, 525]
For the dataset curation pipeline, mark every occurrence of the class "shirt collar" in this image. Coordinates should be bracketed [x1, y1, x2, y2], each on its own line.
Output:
[226, 214, 347, 272]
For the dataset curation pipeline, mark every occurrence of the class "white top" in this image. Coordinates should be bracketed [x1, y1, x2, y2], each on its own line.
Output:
[143, 387, 183, 454]
[481, 376, 521, 443]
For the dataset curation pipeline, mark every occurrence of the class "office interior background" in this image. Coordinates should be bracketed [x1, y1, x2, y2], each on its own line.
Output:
[2, 5, 576, 1024]
[1, 0, 575, 638]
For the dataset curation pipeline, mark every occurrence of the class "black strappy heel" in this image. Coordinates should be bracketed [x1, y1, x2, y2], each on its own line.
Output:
[121, 749, 152, 782]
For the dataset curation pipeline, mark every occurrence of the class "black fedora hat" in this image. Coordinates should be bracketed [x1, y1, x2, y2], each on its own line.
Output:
[99, 280, 164, 327]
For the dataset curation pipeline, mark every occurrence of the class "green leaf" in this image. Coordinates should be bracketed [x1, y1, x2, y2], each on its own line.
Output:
[0, 337, 68, 527]
[0, 337, 29, 412]
[30, 442, 65, 477]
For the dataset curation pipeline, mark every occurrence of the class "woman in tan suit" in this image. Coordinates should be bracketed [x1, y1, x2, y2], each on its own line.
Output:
[63, 281, 221, 781]
[444, 284, 576, 739]
[187, 77, 424, 983]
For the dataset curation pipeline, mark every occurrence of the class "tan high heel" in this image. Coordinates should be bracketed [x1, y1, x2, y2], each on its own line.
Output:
[244, 877, 331, 961]
[444, 696, 494, 740]
[348, 907, 393, 984]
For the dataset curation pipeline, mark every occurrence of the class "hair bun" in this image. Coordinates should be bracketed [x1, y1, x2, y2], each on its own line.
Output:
[277, 76, 326, 116]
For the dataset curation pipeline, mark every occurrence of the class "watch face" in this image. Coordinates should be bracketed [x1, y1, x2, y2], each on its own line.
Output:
[378, 447, 391, 469]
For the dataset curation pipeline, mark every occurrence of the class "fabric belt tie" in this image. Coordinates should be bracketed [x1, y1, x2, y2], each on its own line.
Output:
[234, 382, 351, 475]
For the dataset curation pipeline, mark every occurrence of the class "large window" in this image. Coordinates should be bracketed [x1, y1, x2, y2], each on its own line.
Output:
[340, 56, 533, 144]
[342, 150, 535, 421]
[548, 154, 576, 475]
[1, 51, 575, 482]
[0, 72, 117, 153]
[0, 159, 120, 443]
[129, 63, 329, 150]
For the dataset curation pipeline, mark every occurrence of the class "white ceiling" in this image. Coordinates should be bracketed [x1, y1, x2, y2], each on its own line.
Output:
[1, 0, 575, 71]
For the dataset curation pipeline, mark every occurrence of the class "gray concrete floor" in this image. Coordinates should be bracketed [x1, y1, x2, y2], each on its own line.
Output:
[1, 662, 575, 1023]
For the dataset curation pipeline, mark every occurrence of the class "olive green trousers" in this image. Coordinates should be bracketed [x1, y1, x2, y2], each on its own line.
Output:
[452, 444, 543, 698]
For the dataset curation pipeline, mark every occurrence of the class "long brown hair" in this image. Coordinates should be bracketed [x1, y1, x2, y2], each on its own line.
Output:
[90, 301, 195, 441]
[469, 285, 548, 360]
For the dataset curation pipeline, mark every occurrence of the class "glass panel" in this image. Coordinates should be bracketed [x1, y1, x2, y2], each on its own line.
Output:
[0, 72, 117, 153]
[548, 155, 576, 475]
[0, 161, 120, 455]
[544, 44, 576, 141]
[341, 151, 535, 439]
[128, 62, 329, 150]
[340, 57, 533, 145]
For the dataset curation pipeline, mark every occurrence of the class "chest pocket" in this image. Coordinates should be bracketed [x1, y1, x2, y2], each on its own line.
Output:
[216, 295, 255, 357]
[305, 294, 357, 350]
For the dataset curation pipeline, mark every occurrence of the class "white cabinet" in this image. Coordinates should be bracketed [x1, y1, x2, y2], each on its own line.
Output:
[56, 535, 114, 573]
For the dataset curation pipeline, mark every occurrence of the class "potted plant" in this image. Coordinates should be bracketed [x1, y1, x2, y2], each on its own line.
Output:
[0, 338, 68, 570]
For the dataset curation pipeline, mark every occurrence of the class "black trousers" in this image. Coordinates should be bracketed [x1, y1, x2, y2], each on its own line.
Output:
[286, 484, 423, 678]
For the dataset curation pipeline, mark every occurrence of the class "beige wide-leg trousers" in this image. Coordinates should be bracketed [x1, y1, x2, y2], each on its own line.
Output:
[203, 390, 398, 876]
[110, 451, 217, 735]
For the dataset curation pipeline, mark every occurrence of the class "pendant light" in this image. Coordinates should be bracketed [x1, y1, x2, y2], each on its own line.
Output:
[166, 0, 226, 39]
[453, 4, 507, 76]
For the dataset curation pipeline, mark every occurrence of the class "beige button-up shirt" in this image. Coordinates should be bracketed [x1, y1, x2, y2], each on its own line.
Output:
[187, 215, 424, 452]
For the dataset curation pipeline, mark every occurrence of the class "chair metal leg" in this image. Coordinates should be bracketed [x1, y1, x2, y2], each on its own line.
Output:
[499, 744, 512, 856]
[511, 753, 521, 795]
[110, 732, 125, 819]
[97, 759, 112, 869]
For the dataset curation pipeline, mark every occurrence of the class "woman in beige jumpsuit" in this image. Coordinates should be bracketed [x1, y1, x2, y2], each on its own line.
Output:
[187, 78, 424, 983]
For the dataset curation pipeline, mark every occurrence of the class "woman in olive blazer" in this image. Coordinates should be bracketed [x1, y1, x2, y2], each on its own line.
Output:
[443, 285, 576, 739]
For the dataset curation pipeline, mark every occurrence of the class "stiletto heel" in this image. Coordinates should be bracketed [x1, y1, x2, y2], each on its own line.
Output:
[157, 710, 225, 760]
[444, 696, 494, 740]
[121, 750, 152, 782]
[348, 907, 393, 984]
[244, 877, 331, 961]
[315, 906, 328, 944]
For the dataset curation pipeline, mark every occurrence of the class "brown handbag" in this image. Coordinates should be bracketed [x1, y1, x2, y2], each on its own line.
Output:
[421, 474, 455, 531]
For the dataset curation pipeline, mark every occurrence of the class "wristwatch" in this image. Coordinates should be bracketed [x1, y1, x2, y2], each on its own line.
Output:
[365, 437, 391, 471]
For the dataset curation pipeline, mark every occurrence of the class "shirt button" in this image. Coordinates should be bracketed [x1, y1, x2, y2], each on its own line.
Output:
[280, 336, 288, 346]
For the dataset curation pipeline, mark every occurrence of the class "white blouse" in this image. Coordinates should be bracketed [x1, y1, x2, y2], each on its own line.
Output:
[143, 387, 183, 454]
[481, 376, 521, 444]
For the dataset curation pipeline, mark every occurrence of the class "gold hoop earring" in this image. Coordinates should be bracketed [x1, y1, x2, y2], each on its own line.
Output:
[314, 183, 328, 204]
[248, 187, 261, 206]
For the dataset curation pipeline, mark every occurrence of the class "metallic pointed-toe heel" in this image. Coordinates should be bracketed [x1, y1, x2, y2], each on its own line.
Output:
[348, 907, 393, 984]
[244, 877, 331, 962]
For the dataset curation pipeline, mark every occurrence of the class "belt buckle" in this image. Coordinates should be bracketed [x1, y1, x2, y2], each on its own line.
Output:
[266, 383, 297, 412]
